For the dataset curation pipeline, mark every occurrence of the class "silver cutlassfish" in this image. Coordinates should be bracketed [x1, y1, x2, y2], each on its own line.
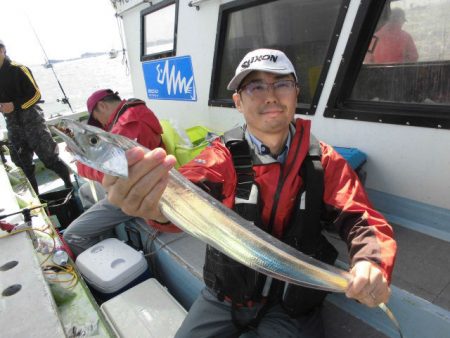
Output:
[52, 118, 349, 291]
[51, 119, 402, 336]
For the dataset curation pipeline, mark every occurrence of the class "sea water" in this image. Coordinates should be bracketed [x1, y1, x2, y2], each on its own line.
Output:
[0, 54, 133, 134]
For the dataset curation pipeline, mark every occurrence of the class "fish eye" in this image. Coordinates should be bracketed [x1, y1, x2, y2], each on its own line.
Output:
[88, 135, 99, 146]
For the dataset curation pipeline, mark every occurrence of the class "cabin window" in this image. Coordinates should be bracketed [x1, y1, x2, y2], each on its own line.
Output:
[140, 0, 178, 61]
[327, 0, 450, 129]
[210, 0, 347, 114]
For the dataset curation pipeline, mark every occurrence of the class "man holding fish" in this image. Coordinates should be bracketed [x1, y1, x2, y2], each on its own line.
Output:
[102, 49, 397, 337]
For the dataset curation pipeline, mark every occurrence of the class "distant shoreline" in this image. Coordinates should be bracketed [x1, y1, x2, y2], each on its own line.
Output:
[41, 52, 108, 67]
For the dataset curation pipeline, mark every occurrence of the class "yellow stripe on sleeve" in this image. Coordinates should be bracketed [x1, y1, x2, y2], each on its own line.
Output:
[14, 63, 41, 109]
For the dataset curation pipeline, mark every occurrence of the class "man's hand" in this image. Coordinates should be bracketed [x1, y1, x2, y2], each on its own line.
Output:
[102, 147, 177, 222]
[345, 261, 391, 307]
[0, 102, 14, 114]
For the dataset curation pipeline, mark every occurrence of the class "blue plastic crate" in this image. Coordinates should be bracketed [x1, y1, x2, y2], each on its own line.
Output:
[333, 147, 367, 171]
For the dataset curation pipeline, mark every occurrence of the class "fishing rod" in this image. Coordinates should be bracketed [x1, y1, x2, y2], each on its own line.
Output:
[27, 18, 74, 114]
[0, 204, 47, 224]
[114, 12, 130, 75]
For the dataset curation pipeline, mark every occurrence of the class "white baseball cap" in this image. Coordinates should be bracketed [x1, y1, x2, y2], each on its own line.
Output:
[0, 40, 4, 47]
[227, 48, 297, 91]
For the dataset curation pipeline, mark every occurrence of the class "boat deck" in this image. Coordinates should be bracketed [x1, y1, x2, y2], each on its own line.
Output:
[392, 224, 450, 310]
[0, 164, 114, 337]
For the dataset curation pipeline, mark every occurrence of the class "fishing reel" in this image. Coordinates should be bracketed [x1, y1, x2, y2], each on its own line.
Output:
[57, 97, 70, 105]
[0, 204, 46, 232]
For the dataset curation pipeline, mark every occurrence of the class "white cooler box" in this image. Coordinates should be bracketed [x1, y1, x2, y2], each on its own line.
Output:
[76, 238, 148, 294]
[101, 278, 187, 338]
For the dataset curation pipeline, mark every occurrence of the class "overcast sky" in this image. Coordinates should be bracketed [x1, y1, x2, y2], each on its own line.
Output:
[0, 0, 122, 65]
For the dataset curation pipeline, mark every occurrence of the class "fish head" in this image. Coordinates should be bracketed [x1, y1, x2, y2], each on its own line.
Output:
[51, 118, 129, 178]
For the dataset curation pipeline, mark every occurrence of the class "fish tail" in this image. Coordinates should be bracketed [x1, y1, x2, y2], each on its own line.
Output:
[378, 303, 404, 338]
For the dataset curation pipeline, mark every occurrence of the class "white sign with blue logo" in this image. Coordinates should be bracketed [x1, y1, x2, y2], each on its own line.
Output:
[142, 55, 197, 101]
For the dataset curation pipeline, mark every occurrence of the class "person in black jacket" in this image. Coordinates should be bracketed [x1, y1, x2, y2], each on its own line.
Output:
[0, 40, 72, 194]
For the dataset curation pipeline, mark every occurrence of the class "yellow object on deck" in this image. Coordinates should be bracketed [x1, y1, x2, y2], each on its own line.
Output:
[176, 125, 212, 166]
[160, 120, 216, 168]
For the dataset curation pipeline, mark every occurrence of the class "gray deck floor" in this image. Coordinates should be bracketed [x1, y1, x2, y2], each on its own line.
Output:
[323, 301, 388, 337]
[392, 224, 450, 310]
[327, 223, 450, 312]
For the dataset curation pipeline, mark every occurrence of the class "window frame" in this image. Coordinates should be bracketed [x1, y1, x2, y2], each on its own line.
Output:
[325, 0, 450, 130]
[208, 0, 350, 115]
[140, 0, 178, 62]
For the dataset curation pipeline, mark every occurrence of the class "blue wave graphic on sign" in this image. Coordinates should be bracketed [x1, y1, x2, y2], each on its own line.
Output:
[142, 56, 197, 101]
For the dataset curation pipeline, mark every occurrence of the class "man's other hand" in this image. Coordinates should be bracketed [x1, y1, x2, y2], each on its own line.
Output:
[345, 260, 391, 307]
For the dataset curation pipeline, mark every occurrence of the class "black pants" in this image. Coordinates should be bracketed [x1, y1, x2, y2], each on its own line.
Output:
[5, 106, 72, 194]
[175, 288, 325, 338]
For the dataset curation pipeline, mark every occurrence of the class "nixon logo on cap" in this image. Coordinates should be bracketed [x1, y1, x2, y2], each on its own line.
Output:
[241, 54, 279, 69]
[227, 48, 298, 91]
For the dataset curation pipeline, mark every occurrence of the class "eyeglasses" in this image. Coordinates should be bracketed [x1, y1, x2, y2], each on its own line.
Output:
[238, 80, 297, 99]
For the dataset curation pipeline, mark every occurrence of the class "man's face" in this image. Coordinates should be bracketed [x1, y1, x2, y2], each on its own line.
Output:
[232, 71, 299, 138]
[92, 101, 112, 126]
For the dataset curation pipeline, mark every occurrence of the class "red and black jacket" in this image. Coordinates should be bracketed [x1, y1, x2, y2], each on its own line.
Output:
[178, 118, 397, 314]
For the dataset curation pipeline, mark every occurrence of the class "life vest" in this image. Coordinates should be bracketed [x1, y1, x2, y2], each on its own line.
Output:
[203, 126, 338, 319]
